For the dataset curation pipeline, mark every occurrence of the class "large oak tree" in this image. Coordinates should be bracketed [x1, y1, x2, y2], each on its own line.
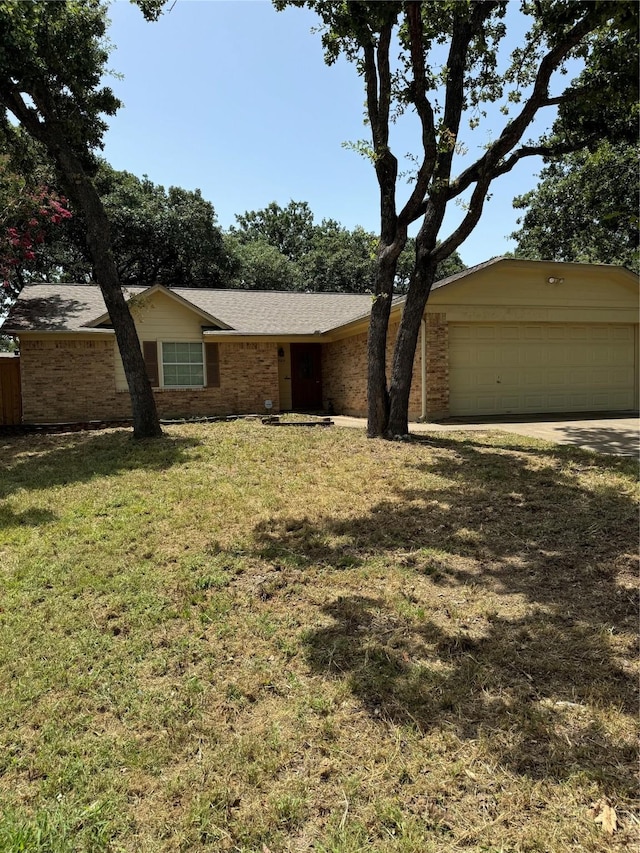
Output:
[277, 0, 639, 437]
[0, 0, 162, 438]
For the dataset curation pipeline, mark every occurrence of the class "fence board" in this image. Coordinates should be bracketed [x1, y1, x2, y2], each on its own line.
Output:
[0, 357, 22, 425]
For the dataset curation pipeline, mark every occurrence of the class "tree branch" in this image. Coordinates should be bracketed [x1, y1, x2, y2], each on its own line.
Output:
[397, 1, 436, 230]
[446, 7, 607, 201]
[362, 40, 380, 144]
[432, 2, 499, 189]
[432, 175, 492, 263]
[363, 18, 399, 253]
[539, 82, 592, 108]
[376, 20, 393, 143]
[490, 137, 590, 178]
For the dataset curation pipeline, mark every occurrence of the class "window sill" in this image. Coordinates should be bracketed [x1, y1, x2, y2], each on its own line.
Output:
[117, 387, 220, 393]
[159, 386, 205, 391]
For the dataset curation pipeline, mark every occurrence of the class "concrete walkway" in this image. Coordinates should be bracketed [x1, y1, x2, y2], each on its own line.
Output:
[331, 414, 640, 456]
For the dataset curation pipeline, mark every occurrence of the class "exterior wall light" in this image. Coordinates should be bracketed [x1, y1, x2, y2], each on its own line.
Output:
[547, 276, 565, 284]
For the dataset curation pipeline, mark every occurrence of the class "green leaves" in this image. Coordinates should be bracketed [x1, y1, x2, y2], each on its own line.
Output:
[0, 0, 119, 156]
[228, 200, 465, 293]
[94, 168, 236, 288]
[228, 201, 380, 293]
[0, 152, 239, 291]
[232, 201, 316, 262]
[511, 142, 639, 272]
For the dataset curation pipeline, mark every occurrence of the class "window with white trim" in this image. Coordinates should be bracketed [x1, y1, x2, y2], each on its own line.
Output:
[161, 342, 204, 387]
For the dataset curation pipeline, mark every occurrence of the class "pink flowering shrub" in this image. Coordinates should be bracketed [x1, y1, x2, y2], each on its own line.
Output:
[0, 161, 72, 291]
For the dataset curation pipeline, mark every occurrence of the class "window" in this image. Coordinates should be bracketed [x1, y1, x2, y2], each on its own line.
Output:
[162, 342, 204, 387]
[142, 341, 220, 388]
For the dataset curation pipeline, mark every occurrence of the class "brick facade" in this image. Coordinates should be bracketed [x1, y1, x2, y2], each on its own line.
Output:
[20, 338, 280, 423]
[322, 313, 448, 420]
[21, 338, 129, 423]
[321, 330, 369, 418]
[424, 313, 449, 418]
[20, 318, 447, 424]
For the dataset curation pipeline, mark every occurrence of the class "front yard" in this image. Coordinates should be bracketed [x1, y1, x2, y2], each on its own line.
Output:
[0, 421, 637, 852]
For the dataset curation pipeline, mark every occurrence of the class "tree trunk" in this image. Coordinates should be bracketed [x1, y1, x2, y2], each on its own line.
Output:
[45, 137, 163, 438]
[366, 296, 390, 437]
[94, 269, 164, 439]
[387, 260, 438, 437]
[366, 257, 397, 437]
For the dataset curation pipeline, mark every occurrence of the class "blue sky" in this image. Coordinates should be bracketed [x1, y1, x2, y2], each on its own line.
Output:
[102, 0, 565, 267]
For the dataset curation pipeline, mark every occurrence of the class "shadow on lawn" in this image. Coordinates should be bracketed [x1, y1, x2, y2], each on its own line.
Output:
[0, 505, 58, 529]
[253, 436, 638, 793]
[0, 429, 199, 501]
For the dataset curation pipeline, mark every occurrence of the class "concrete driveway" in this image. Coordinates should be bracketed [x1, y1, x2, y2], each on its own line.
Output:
[332, 414, 640, 456]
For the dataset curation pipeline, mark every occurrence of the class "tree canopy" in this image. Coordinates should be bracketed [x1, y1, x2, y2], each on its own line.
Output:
[511, 142, 639, 273]
[2, 164, 465, 296]
[228, 200, 464, 292]
[0, 153, 72, 302]
[0, 153, 239, 293]
[0, 0, 162, 437]
[232, 201, 316, 263]
[510, 12, 639, 273]
[276, 0, 639, 437]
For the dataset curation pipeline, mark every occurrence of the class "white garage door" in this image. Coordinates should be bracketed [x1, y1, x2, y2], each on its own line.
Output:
[448, 323, 636, 416]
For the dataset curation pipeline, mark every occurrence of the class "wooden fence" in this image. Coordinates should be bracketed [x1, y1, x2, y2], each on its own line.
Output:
[0, 357, 21, 425]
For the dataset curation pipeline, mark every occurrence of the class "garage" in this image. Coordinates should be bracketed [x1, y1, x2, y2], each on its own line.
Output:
[448, 322, 636, 416]
[425, 258, 639, 420]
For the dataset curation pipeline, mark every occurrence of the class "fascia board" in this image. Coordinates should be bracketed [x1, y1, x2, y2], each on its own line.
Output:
[6, 328, 115, 337]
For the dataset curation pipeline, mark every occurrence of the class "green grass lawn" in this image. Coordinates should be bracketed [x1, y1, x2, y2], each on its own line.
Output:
[0, 421, 637, 853]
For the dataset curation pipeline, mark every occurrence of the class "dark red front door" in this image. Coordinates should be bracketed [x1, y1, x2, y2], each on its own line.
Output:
[290, 343, 323, 411]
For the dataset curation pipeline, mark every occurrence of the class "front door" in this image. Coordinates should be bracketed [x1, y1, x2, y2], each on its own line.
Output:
[290, 343, 323, 411]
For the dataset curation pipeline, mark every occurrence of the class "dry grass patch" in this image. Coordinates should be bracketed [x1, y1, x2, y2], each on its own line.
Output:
[0, 421, 637, 852]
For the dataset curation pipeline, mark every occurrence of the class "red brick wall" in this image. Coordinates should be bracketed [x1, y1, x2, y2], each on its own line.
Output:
[322, 313, 449, 420]
[21, 338, 128, 422]
[424, 313, 449, 418]
[321, 330, 368, 418]
[20, 324, 447, 425]
[20, 338, 280, 423]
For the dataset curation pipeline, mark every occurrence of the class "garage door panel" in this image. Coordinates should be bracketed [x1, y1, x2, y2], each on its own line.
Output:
[501, 325, 521, 340]
[498, 350, 517, 367]
[612, 326, 633, 342]
[477, 351, 500, 368]
[589, 327, 608, 341]
[523, 393, 547, 409]
[498, 367, 525, 385]
[522, 325, 544, 341]
[449, 323, 636, 416]
[613, 367, 635, 383]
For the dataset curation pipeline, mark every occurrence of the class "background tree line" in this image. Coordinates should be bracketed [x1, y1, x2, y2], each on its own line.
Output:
[1, 135, 464, 304]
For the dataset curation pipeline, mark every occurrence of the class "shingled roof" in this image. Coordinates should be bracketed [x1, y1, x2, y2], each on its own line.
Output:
[2, 284, 376, 335]
[2, 258, 523, 336]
